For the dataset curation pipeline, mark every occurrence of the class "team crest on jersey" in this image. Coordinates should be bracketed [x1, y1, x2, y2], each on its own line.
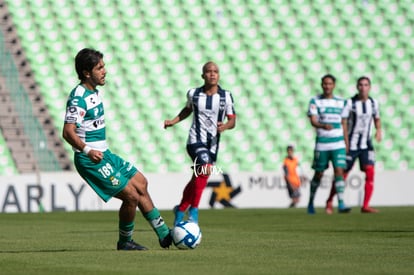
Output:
[200, 152, 210, 163]
[109, 176, 120, 186]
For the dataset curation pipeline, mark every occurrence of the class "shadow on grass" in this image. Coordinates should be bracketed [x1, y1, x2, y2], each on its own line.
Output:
[67, 228, 152, 234]
[0, 248, 116, 253]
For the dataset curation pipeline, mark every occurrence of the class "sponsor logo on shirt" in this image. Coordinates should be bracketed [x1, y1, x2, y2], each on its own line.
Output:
[93, 118, 105, 128]
[65, 116, 77, 123]
[219, 100, 226, 110]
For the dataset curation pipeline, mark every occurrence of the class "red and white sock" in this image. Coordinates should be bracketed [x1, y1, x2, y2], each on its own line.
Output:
[178, 176, 195, 212]
[363, 165, 375, 209]
[191, 173, 209, 208]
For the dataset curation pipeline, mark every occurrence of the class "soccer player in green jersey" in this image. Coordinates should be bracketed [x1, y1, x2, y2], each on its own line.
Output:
[307, 74, 351, 214]
[62, 48, 172, 250]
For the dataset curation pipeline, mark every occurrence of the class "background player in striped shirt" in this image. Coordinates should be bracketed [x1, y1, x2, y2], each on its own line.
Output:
[63, 48, 172, 250]
[325, 76, 382, 214]
[307, 74, 351, 214]
[164, 61, 236, 225]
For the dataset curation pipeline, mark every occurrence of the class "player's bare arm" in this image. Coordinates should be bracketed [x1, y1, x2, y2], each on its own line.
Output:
[217, 115, 236, 133]
[309, 116, 333, 130]
[374, 117, 382, 142]
[62, 123, 103, 163]
[164, 106, 193, 129]
[341, 118, 349, 153]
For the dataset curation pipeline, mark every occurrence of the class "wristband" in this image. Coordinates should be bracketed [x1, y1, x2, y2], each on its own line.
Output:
[83, 145, 92, 154]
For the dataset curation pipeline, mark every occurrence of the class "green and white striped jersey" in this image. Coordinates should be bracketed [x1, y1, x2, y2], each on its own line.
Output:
[307, 94, 347, 151]
[64, 84, 107, 152]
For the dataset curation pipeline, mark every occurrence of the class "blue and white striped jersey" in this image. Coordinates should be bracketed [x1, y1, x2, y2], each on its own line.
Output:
[64, 84, 108, 152]
[185, 86, 235, 147]
[343, 95, 380, 151]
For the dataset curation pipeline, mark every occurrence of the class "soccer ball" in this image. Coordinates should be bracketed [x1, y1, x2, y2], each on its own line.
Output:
[172, 221, 202, 249]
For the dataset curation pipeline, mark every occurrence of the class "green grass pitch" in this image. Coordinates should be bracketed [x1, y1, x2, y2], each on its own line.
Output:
[0, 207, 413, 275]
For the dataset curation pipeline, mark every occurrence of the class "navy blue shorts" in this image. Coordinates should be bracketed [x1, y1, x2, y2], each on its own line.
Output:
[186, 142, 217, 166]
[346, 149, 375, 172]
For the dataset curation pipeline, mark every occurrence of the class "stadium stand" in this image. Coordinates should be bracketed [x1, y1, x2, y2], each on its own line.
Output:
[0, 1, 71, 173]
[0, 0, 413, 174]
[0, 127, 16, 175]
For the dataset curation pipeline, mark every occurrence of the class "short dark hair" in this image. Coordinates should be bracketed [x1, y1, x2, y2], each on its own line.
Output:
[321, 74, 336, 83]
[287, 145, 294, 151]
[75, 48, 103, 81]
[357, 76, 371, 85]
[202, 61, 219, 74]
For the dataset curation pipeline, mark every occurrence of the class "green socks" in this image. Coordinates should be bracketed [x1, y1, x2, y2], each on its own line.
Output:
[334, 176, 346, 208]
[144, 208, 170, 240]
[308, 179, 320, 205]
[118, 208, 169, 244]
[119, 220, 134, 244]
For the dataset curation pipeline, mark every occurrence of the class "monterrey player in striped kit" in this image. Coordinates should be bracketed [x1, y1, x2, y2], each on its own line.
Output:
[164, 61, 236, 225]
[325, 76, 382, 214]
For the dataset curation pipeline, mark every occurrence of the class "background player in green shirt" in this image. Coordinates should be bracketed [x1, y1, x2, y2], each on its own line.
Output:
[307, 74, 351, 214]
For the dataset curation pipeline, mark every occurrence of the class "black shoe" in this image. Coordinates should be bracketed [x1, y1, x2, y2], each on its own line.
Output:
[159, 231, 173, 248]
[117, 240, 148, 251]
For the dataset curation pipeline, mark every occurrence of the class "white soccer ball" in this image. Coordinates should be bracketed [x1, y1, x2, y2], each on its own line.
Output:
[172, 221, 202, 249]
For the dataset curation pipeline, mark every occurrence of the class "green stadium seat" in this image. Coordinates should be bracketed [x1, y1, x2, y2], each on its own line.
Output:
[2, 0, 414, 174]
